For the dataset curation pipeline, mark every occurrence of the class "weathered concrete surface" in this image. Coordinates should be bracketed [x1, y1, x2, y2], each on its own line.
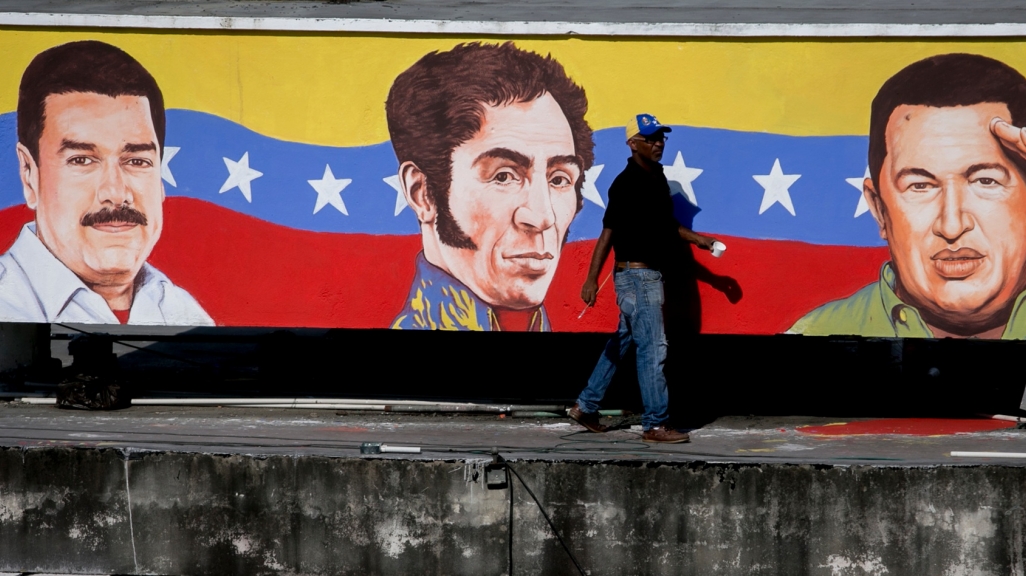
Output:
[0, 448, 135, 573]
[2, 445, 1026, 575]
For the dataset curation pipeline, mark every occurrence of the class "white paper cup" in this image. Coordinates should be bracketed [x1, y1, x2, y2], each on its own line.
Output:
[711, 241, 726, 258]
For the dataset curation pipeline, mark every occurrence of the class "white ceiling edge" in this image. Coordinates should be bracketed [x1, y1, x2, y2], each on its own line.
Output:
[1, 12, 1026, 37]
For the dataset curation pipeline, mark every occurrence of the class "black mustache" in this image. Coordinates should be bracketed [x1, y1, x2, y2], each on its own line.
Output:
[80, 205, 148, 227]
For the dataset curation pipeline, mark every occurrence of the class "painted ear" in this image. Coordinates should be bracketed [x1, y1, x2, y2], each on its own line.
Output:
[16, 143, 39, 210]
[863, 177, 887, 240]
[399, 161, 435, 224]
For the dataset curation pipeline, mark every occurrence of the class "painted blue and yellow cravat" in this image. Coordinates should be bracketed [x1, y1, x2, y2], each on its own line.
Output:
[391, 253, 549, 332]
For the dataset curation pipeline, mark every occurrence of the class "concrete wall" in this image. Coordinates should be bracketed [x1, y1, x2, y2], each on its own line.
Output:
[1, 447, 1024, 575]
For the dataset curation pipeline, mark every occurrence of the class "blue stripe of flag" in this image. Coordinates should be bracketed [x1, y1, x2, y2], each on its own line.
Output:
[0, 110, 884, 247]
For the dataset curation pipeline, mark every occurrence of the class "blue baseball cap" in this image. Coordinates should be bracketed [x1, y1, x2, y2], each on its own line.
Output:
[626, 113, 672, 139]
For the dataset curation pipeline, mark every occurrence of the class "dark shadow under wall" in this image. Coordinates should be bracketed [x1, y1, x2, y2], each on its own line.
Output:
[5, 325, 1020, 427]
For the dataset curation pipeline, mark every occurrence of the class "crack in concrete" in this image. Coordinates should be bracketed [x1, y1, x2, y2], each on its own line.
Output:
[123, 450, 138, 572]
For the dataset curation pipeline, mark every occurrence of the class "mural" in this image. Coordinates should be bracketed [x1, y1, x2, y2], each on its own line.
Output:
[0, 32, 1025, 338]
[788, 53, 1026, 339]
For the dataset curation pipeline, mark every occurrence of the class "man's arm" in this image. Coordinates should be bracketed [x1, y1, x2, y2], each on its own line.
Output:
[678, 225, 717, 251]
[581, 228, 613, 307]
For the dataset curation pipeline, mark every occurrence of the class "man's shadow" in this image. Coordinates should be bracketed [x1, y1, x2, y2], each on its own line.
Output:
[662, 191, 743, 425]
[663, 190, 743, 336]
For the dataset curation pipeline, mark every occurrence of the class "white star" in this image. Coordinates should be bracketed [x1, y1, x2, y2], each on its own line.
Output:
[161, 146, 180, 188]
[308, 165, 352, 216]
[219, 152, 263, 203]
[581, 164, 605, 208]
[663, 151, 703, 206]
[845, 167, 872, 218]
[753, 158, 800, 216]
[384, 175, 407, 216]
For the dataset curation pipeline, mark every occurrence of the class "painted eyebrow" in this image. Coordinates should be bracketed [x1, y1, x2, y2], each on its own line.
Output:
[58, 139, 96, 153]
[473, 147, 533, 169]
[122, 142, 158, 154]
[965, 163, 1009, 179]
[547, 154, 583, 171]
[894, 167, 937, 181]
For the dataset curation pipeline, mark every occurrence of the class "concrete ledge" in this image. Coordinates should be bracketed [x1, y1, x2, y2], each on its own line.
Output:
[3, 0, 1026, 30]
[2, 446, 1025, 575]
[8, 12, 1026, 37]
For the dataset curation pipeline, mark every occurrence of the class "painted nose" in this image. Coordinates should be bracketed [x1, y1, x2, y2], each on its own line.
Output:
[513, 175, 556, 231]
[96, 158, 131, 207]
[932, 179, 975, 242]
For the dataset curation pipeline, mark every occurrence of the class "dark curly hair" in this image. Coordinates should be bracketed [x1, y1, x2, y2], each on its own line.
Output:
[386, 42, 594, 249]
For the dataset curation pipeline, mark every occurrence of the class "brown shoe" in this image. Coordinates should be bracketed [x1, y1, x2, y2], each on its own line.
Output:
[568, 403, 607, 433]
[642, 426, 690, 443]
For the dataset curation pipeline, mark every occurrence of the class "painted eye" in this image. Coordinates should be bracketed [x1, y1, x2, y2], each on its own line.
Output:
[68, 156, 94, 166]
[909, 182, 933, 192]
[977, 177, 996, 186]
[126, 158, 153, 167]
[493, 170, 519, 184]
[550, 175, 572, 187]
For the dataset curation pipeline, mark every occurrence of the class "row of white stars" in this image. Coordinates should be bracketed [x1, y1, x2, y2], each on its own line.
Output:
[631, 152, 871, 219]
[160, 148, 872, 219]
[163, 149, 355, 215]
[670, 153, 871, 218]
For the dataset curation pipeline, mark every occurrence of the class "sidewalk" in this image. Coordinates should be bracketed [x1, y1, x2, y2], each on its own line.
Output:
[2, 402, 1025, 465]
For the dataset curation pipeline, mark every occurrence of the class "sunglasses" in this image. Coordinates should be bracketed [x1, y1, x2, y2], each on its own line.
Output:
[632, 134, 668, 144]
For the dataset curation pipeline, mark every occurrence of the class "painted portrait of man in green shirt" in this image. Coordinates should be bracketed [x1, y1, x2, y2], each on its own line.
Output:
[791, 53, 1026, 340]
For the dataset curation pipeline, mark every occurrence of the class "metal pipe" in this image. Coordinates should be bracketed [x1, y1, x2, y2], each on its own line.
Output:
[989, 414, 1026, 423]
[17, 397, 567, 413]
[950, 451, 1026, 458]
[513, 411, 564, 418]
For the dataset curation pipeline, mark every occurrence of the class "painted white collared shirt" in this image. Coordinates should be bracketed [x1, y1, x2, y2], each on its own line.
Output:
[0, 223, 214, 326]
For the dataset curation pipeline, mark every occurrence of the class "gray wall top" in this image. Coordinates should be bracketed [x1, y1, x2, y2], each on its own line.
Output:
[2, 0, 1026, 36]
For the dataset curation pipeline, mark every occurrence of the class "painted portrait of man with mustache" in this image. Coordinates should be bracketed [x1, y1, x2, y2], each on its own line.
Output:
[0, 41, 212, 325]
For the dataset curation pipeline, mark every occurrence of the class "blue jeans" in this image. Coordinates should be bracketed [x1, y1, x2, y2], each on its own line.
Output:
[576, 268, 669, 430]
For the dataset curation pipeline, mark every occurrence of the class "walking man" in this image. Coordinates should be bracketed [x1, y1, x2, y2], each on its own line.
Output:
[569, 114, 718, 443]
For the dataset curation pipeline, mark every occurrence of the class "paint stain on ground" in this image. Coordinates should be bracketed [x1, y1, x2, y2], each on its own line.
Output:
[797, 418, 1017, 436]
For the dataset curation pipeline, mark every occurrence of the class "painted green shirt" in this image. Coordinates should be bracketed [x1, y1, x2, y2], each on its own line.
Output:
[788, 262, 1026, 339]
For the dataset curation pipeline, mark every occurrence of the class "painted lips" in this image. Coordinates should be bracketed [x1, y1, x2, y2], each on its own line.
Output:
[932, 247, 985, 279]
[505, 251, 554, 275]
[90, 223, 140, 233]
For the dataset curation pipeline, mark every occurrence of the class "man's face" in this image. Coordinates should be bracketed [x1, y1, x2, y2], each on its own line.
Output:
[869, 102, 1026, 327]
[436, 93, 581, 309]
[629, 131, 666, 164]
[23, 92, 163, 286]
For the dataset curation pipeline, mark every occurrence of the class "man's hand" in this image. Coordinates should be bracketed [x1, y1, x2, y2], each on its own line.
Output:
[695, 235, 717, 251]
[991, 118, 1026, 160]
[581, 278, 599, 307]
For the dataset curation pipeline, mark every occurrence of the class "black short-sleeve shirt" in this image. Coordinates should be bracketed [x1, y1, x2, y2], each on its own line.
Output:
[601, 158, 682, 269]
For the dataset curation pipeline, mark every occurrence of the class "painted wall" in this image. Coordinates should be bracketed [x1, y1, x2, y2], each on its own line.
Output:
[2, 29, 1026, 338]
